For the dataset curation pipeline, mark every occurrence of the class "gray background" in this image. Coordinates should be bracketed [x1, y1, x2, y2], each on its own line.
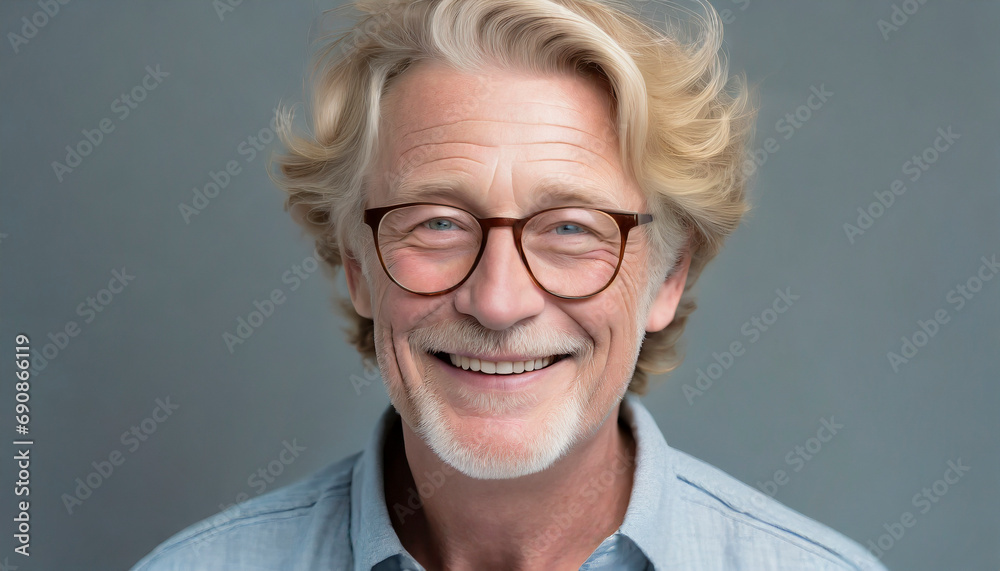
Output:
[1, 1, 997, 570]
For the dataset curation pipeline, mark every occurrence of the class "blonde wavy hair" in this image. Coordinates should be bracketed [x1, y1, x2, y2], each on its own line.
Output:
[271, 0, 757, 394]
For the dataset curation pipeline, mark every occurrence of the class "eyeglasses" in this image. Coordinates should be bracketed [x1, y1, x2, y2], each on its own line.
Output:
[363, 202, 653, 299]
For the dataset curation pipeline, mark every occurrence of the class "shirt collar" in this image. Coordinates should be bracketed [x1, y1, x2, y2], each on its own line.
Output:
[350, 395, 674, 571]
[617, 393, 678, 571]
[350, 405, 420, 571]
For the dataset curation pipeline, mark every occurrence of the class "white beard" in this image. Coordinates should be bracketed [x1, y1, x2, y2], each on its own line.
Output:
[405, 370, 587, 479]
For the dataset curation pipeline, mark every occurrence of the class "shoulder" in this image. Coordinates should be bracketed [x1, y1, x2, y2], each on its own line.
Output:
[665, 446, 887, 570]
[130, 452, 360, 571]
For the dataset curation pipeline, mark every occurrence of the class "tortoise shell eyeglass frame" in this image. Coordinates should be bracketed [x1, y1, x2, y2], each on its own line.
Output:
[362, 202, 654, 300]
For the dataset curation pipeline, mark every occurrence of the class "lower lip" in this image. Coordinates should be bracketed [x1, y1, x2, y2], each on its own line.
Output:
[433, 354, 564, 391]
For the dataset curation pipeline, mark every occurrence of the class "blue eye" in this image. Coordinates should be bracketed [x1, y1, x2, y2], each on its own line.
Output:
[425, 218, 457, 231]
[555, 223, 585, 235]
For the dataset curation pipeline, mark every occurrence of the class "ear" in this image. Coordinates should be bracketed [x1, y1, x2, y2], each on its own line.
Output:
[343, 250, 373, 319]
[645, 249, 691, 333]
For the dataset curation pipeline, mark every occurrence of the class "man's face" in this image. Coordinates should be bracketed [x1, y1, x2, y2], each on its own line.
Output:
[345, 60, 685, 479]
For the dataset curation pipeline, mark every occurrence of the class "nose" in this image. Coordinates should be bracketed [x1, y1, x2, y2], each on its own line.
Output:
[453, 227, 546, 330]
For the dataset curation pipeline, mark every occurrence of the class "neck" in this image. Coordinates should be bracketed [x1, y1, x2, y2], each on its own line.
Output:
[383, 402, 636, 571]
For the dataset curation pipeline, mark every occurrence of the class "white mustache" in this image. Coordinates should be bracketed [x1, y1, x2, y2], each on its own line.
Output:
[408, 318, 591, 359]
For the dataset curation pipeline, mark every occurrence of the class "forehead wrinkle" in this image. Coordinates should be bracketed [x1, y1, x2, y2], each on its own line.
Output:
[415, 155, 487, 167]
[397, 117, 610, 144]
[394, 136, 614, 171]
[518, 140, 617, 171]
[395, 140, 494, 162]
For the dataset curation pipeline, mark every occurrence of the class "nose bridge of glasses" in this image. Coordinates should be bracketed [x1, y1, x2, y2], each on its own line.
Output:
[479, 216, 523, 232]
[460, 216, 536, 288]
[475, 216, 526, 263]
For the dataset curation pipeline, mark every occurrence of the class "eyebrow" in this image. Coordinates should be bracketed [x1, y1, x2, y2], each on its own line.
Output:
[390, 177, 470, 205]
[528, 179, 625, 211]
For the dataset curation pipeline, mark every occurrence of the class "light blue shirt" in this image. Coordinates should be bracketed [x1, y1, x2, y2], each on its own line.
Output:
[132, 395, 887, 570]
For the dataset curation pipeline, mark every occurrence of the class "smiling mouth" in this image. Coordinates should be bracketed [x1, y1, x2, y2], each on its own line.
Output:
[431, 352, 567, 375]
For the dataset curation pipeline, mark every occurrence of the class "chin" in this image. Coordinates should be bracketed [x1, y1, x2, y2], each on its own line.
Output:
[406, 378, 586, 480]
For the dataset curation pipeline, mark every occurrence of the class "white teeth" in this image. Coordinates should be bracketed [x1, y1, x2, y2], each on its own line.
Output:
[444, 353, 555, 374]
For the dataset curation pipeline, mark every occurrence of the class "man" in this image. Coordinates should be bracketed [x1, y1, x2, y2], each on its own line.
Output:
[134, 0, 886, 569]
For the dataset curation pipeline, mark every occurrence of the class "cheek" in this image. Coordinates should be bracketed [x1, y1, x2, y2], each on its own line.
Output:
[370, 286, 448, 372]
[615, 257, 655, 324]
[576, 275, 647, 343]
[370, 279, 419, 335]
[570, 270, 649, 394]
